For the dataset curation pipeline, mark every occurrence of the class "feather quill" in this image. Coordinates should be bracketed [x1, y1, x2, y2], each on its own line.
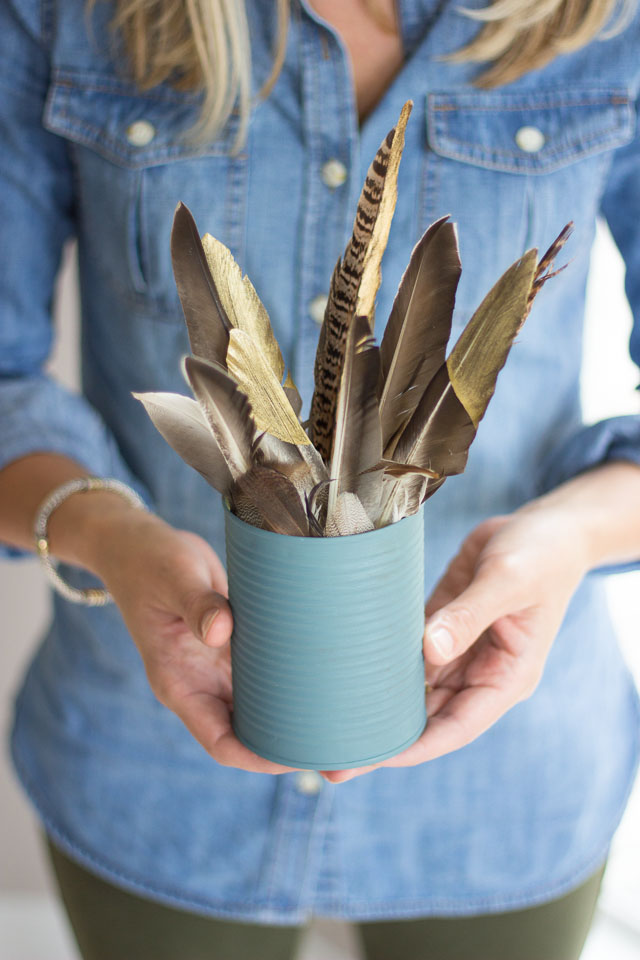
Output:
[378, 215, 461, 452]
[326, 314, 383, 526]
[170, 203, 231, 365]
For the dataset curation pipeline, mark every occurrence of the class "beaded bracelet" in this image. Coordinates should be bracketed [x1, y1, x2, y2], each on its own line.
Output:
[33, 476, 148, 606]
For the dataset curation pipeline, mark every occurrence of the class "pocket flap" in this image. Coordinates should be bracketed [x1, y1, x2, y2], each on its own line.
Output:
[426, 88, 635, 174]
[44, 70, 238, 168]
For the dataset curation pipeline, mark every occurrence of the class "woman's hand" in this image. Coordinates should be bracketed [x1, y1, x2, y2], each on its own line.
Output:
[320, 498, 592, 784]
[88, 508, 304, 775]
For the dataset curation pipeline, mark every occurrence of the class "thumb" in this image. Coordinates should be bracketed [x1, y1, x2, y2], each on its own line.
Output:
[423, 571, 516, 664]
[181, 589, 233, 648]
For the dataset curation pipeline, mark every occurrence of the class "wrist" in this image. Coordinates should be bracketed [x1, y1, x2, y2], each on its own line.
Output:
[522, 460, 640, 570]
[47, 488, 159, 576]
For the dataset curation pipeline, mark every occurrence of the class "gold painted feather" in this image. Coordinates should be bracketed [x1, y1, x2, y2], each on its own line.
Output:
[201, 232, 286, 383]
[226, 329, 310, 445]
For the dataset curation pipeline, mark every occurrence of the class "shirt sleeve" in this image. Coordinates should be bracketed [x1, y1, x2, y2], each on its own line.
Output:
[534, 85, 640, 576]
[0, 0, 152, 559]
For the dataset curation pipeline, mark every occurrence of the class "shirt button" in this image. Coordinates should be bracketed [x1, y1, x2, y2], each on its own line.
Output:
[514, 125, 545, 153]
[126, 120, 156, 147]
[309, 293, 329, 325]
[295, 770, 324, 795]
[321, 159, 348, 188]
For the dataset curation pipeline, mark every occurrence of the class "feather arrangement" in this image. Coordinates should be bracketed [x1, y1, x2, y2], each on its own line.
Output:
[134, 101, 573, 537]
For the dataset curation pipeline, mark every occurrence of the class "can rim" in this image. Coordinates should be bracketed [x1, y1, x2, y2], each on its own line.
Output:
[223, 498, 424, 544]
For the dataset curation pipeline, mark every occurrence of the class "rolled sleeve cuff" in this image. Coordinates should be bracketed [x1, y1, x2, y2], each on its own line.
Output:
[536, 414, 640, 575]
[0, 375, 153, 559]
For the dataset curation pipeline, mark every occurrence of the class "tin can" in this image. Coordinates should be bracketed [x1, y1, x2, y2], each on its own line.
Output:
[224, 505, 427, 770]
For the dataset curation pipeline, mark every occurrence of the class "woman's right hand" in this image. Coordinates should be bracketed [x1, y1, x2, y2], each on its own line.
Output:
[86, 506, 303, 775]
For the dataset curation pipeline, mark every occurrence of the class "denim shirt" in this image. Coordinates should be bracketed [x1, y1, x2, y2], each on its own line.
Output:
[3, 0, 640, 923]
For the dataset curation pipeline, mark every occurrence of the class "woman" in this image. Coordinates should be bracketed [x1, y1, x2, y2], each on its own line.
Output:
[1, 0, 640, 958]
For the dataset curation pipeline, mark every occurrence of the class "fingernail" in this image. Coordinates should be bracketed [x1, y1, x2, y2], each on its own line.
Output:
[427, 625, 454, 659]
[201, 608, 220, 641]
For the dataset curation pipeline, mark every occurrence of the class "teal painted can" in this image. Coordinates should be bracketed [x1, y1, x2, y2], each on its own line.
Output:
[224, 504, 427, 770]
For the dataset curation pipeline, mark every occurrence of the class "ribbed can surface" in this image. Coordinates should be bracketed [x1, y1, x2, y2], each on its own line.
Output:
[224, 506, 427, 770]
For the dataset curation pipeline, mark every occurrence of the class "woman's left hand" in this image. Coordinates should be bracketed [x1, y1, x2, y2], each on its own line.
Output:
[320, 499, 591, 783]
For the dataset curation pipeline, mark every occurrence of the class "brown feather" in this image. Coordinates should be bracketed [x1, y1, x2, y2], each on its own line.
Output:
[309, 104, 411, 463]
[379, 248, 543, 523]
[378, 216, 461, 453]
[170, 203, 231, 365]
[524, 221, 574, 320]
[183, 355, 255, 481]
[233, 464, 309, 536]
[326, 315, 383, 526]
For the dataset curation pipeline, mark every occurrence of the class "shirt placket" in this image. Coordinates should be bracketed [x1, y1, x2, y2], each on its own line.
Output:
[291, 2, 360, 409]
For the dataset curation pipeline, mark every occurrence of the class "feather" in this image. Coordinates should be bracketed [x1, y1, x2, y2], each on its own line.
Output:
[307, 477, 330, 533]
[354, 100, 413, 329]
[524, 221, 574, 319]
[391, 248, 538, 470]
[326, 315, 383, 526]
[395, 473, 428, 518]
[379, 249, 539, 524]
[257, 431, 328, 487]
[378, 216, 461, 453]
[226, 329, 310, 445]
[325, 492, 375, 537]
[233, 464, 309, 536]
[183, 355, 256, 481]
[305, 493, 326, 537]
[309, 102, 412, 462]
[170, 203, 231, 365]
[445, 248, 538, 428]
[201, 233, 285, 382]
[233, 490, 267, 530]
[133, 390, 233, 494]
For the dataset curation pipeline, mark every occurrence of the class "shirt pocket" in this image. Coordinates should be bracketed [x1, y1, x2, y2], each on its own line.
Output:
[43, 70, 248, 317]
[421, 86, 635, 319]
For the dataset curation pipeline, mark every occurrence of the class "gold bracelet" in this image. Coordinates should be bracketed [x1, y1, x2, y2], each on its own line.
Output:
[33, 477, 148, 606]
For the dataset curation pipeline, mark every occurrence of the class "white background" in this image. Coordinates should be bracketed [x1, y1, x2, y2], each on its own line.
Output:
[1, 221, 639, 958]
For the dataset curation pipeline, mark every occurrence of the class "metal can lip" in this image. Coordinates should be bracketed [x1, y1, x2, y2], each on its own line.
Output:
[223, 498, 422, 545]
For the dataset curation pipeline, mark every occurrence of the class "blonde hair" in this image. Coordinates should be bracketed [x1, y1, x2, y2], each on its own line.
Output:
[88, 0, 635, 151]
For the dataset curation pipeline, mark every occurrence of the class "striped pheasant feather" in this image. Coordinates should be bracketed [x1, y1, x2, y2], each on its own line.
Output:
[309, 102, 412, 463]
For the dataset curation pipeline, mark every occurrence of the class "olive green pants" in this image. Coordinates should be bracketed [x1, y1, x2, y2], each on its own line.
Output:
[44, 833, 606, 960]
